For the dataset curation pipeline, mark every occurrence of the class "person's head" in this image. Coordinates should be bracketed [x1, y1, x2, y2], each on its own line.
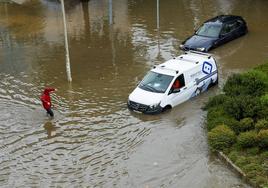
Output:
[173, 80, 180, 88]
[43, 89, 49, 95]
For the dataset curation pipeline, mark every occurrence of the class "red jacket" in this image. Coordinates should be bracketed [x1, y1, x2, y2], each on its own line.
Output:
[40, 88, 55, 110]
[172, 80, 180, 89]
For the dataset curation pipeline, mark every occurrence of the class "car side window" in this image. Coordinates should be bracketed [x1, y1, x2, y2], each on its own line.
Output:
[221, 24, 232, 35]
[234, 20, 243, 29]
[229, 20, 241, 31]
[221, 21, 241, 35]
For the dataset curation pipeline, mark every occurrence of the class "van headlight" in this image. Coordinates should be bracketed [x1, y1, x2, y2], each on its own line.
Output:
[179, 44, 184, 49]
[196, 47, 205, 52]
[149, 102, 160, 109]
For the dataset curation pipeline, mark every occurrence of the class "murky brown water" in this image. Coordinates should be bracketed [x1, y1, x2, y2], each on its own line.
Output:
[1, 0, 268, 187]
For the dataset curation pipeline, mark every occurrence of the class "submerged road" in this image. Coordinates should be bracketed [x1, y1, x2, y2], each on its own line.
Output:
[1, 0, 268, 187]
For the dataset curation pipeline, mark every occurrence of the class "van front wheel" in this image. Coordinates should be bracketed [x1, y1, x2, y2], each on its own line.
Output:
[162, 105, 172, 112]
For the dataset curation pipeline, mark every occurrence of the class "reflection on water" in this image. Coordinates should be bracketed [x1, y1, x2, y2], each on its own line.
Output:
[1, 0, 268, 187]
[43, 121, 57, 138]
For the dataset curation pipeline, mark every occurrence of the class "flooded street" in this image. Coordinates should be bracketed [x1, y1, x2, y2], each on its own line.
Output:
[1, 0, 268, 187]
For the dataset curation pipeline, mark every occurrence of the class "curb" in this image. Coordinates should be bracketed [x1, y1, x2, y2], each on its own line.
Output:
[216, 151, 260, 188]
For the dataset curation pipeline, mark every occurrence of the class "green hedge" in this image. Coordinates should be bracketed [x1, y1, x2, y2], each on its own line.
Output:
[208, 124, 236, 151]
[237, 131, 258, 148]
[224, 96, 262, 120]
[206, 107, 239, 131]
[205, 63, 268, 188]
[256, 119, 268, 131]
[223, 70, 268, 97]
[239, 118, 255, 132]
[204, 94, 229, 110]
[258, 130, 268, 149]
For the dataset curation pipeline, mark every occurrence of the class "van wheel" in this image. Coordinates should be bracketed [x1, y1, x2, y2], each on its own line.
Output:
[209, 78, 218, 88]
[195, 88, 201, 96]
[162, 105, 172, 112]
[214, 77, 218, 85]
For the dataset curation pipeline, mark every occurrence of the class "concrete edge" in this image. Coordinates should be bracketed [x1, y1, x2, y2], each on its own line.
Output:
[216, 151, 260, 188]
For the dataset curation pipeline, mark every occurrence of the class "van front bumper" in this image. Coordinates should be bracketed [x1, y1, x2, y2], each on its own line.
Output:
[127, 100, 162, 114]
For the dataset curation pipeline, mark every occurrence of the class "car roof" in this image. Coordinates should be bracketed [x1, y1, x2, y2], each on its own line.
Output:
[153, 51, 213, 76]
[205, 15, 242, 24]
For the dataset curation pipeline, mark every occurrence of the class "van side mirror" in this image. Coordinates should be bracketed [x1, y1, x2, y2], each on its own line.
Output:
[172, 88, 181, 93]
[168, 88, 180, 95]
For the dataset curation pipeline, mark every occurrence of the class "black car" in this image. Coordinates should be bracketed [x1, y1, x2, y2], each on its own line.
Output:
[180, 15, 248, 52]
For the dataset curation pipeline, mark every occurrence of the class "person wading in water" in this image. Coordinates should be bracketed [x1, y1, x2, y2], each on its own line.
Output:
[40, 88, 56, 117]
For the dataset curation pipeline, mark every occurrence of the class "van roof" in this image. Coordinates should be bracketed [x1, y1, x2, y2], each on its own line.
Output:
[153, 51, 213, 75]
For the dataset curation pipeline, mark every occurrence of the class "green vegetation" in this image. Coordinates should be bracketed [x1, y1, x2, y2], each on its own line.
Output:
[256, 119, 268, 131]
[208, 124, 236, 150]
[205, 64, 268, 187]
[237, 131, 258, 148]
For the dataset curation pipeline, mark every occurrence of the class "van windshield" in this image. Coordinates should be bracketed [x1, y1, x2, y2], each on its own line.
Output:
[138, 71, 174, 93]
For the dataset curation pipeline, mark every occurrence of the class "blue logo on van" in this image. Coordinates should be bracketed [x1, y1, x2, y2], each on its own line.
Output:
[202, 61, 212, 74]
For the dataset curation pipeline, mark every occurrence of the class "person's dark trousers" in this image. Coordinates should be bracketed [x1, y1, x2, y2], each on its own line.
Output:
[46, 108, 54, 117]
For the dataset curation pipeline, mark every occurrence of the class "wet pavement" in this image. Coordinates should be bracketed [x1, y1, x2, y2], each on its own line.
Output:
[1, 0, 268, 187]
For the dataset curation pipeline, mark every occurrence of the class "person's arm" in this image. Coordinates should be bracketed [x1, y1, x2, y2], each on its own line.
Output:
[41, 97, 50, 105]
[46, 88, 56, 93]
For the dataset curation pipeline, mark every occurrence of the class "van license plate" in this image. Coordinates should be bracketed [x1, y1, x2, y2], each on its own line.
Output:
[133, 110, 142, 114]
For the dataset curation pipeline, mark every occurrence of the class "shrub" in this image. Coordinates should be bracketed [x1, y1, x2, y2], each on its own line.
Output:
[238, 118, 255, 132]
[237, 131, 258, 148]
[227, 119, 243, 134]
[206, 106, 246, 133]
[255, 63, 268, 75]
[243, 162, 264, 174]
[245, 147, 260, 155]
[260, 94, 268, 106]
[228, 150, 239, 162]
[223, 96, 262, 120]
[256, 119, 268, 131]
[256, 176, 268, 187]
[235, 156, 249, 167]
[223, 71, 267, 97]
[207, 106, 227, 121]
[208, 124, 236, 151]
[260, 151, 268, 159]
[204, 94, 228, 110]
[243, 163, 265, 179]
[241, 98, 263, 119]
[258, 130, 268, 149]
[223, 96, 242, 120]
[244, 71, 268, 96]
[206, 107, 238, 131]
[259, 94, 268, 119]
[223, 74, 243, 96]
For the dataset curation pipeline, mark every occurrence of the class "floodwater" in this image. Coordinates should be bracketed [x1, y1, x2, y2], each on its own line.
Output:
[0, 0, 268, 187]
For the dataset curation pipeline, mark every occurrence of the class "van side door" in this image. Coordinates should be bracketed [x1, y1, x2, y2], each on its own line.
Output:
[166, 74, 190, 107]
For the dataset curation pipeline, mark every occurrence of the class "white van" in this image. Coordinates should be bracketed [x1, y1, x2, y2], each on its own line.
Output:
[127, 51, 218, 114]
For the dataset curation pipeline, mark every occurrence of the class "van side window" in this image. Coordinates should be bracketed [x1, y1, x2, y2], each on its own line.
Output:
[172, 74, 185, 89]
